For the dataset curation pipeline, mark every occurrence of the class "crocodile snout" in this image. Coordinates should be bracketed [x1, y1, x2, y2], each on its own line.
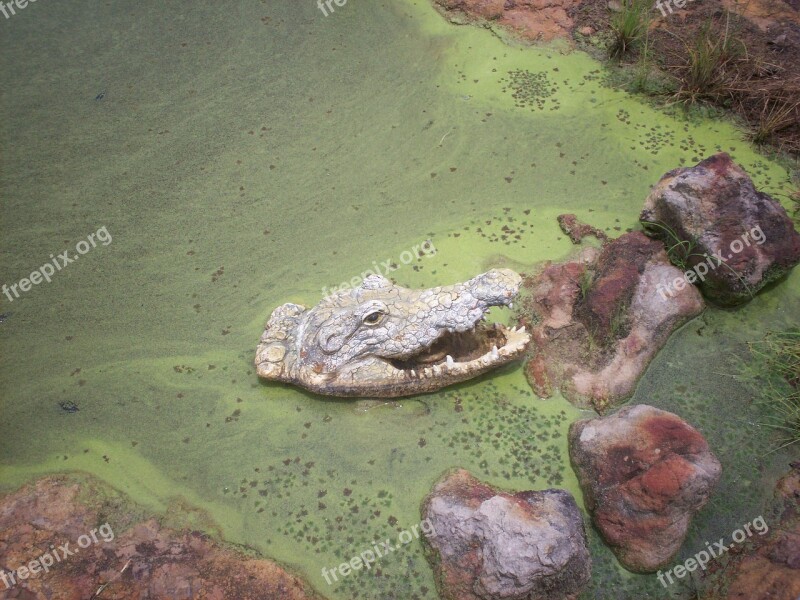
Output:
[256, 268, 530, 397]
[468, 268, 522, 306]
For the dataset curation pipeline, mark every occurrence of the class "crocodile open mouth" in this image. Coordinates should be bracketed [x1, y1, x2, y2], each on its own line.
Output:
[388, 321, 529, 379]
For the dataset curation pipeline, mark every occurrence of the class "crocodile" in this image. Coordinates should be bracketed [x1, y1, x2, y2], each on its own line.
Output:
[255, 269, 531, 397]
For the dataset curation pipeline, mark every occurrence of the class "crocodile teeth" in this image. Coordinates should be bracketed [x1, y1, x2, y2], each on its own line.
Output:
[491, 345, 499, 359]
[509, 302, 514, 309]
[433, 365, 442, 376]
[446, 355, 454, 367]
[410, 369, 417, 378]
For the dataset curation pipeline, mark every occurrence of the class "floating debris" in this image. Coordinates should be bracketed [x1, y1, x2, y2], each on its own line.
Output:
[500, 69, 560, 111]
[58, 401, 79, 413]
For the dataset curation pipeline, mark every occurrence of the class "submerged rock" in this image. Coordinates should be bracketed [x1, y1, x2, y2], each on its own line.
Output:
[703, 461, 800, 600]
[568, 405, 721, 572]
[640, 153, 800, 306]
[557, 213, 608, 244]
[0, 475, 323, 600]
[421, 468, 591, 600]
[523, 231, 704, 412]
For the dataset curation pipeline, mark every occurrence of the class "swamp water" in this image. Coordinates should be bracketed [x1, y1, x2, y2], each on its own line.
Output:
[1, 1, 798, 598]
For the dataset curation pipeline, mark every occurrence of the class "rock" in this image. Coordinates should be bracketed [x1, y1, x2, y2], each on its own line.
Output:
[640, 153, 800, 306]
[768, 33, 788, 48]
[0, 475, 323, 600]
[435, 0, 506, 20]
[432, 0, 580, 42]
[578, 26, 594, 36]
[557, 213, 608, 244]
[775, 460, 800, 509]
[704, 462, 800, 600]
[576, 232, 656, 339]
[421, 469, 591, 600]
[568, 405, 722, 572]
[725, 531, 800, 599]
[523, 231, 704, 412]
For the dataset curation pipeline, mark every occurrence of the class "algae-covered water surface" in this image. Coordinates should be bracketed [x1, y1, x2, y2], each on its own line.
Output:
[1, 1, 798, 599]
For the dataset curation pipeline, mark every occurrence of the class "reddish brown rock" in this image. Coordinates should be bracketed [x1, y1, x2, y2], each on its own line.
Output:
[703, 462, 800, 600]
[557, 213, 609, 244]
[433, 0, 579, 41]
[640, 153, 800, 306]
[523, 231, 704, 412]
[421, 469, 591, 600]
[577, 232, 661, 339]
[568, 405, 721, 572]
[0, 475, 323, 600]
[436, 0, 505, 20]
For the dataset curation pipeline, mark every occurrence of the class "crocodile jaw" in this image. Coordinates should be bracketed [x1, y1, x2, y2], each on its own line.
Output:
[262, 322, 530, 398]
[255, 269, 531, 397]
[328, 323, 531, 397]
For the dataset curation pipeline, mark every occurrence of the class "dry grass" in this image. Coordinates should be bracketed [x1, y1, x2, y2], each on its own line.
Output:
[665, 13, 745, 105]
[577, 0, 800, 156]
[751, 98, 800, 146]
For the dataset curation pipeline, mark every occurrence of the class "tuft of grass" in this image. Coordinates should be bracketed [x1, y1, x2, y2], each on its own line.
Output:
[608, 0, 651, 60]
[608, 302, 629, 340]
[749, 330, 800, 452]
[669, 13, 744, 105]
[641, 220, 697, 270]
[579, 267, 594, 300]
[641, 220, 754, 298]
[608, 33, 677, 97]
[749, 96, 800, 147]
[628, 31, 663, 95]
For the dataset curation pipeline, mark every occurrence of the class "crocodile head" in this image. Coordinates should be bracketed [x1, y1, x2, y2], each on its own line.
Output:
[255, 269, 530, 397]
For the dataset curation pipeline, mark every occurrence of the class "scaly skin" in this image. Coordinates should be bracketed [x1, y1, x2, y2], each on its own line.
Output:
[255, 269, 531, 397]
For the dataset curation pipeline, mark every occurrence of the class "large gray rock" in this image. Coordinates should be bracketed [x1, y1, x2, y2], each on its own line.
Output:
[569, 405, 722, 572]
[421, 469, 591, 600]
[640, 153, 800, 306]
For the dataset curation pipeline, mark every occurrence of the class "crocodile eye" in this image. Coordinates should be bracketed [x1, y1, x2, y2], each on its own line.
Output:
[363, 311, 383, 325]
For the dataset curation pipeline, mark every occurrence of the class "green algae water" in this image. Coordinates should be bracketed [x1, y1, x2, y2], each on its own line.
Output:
[1, 1, 798, 598]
